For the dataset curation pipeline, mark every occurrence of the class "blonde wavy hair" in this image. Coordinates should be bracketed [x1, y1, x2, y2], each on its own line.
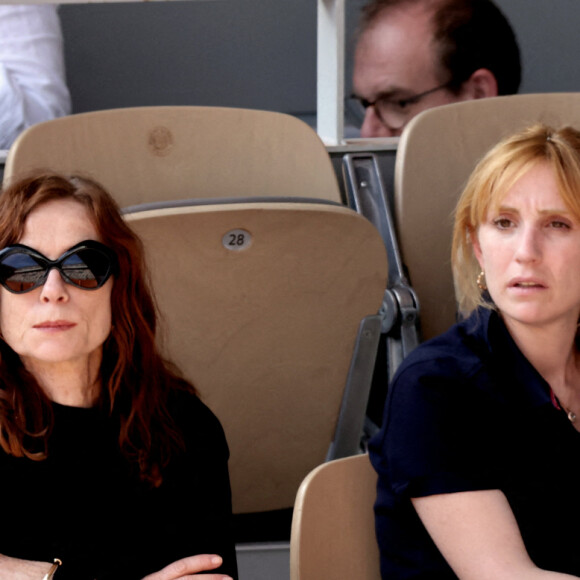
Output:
[452, 123, 580, 316]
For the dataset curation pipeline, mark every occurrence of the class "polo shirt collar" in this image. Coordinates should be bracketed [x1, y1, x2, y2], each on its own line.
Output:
[477, 307, 553, 409]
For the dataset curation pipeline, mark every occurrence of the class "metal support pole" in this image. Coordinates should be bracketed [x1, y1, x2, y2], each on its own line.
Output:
[317, 0, 345, 144]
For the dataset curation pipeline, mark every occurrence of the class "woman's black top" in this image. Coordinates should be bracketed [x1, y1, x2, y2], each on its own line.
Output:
[0, 390, 238, 579]
[369, 307, 580, 579]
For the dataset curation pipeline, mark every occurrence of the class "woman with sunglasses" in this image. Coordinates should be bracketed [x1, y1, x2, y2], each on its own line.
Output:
[370, 124, 580, 579]
[0, 174, 237, 580]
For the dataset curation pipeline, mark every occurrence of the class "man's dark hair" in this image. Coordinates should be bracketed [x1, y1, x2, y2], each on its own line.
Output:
[359, 0, 521, 95]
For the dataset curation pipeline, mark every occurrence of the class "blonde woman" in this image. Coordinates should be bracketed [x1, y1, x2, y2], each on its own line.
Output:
[370, 124, 580, 579]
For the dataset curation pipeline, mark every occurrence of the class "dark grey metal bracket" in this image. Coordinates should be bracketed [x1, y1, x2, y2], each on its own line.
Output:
[327, 314, 383, 460]
[342, 153, 420, 380]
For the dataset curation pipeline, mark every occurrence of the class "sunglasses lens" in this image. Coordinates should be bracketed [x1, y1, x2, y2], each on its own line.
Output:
[61, 248, 112, 289]
[0, 253, 45, 293]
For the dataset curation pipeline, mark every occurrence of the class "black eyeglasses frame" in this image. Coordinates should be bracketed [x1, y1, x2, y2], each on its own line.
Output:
[351, 81, 452, 129]
[0, 239, 118, 294]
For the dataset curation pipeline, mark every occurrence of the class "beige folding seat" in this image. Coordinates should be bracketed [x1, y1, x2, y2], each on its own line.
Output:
[395, 93, 580, 340]
[5, 105, 390, 528]
[124, 199, 388, 516]
[290, 453, 381, 580]
[3, 106, 341, 206]
[344, 93, 580, 352]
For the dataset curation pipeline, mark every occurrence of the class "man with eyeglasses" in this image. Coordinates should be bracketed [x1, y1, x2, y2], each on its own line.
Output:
[352, 0, 520, 138]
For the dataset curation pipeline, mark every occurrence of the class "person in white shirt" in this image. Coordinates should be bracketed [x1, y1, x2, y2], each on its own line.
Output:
[0, 4, 71, 150]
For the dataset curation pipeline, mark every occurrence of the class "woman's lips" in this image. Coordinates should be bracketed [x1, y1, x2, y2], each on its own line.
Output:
[508, 278, 547, 292]
[33, 320, 77, 331]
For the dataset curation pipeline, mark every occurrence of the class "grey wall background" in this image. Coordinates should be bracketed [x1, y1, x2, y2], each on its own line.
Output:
[60, 0, 580, 126]
[60, 0, 318, 116]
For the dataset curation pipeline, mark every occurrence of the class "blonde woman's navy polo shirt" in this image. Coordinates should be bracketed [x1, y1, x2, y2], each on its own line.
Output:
[369, 307, 580, 579]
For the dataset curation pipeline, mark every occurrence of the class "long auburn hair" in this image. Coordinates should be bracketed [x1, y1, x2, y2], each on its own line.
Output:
[0, 173, 195, 486]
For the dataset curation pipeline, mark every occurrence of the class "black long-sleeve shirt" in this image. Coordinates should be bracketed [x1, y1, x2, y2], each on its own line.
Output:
[0, 390, 238, 579]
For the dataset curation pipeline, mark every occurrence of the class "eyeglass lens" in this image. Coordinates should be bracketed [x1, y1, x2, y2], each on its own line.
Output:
[373, 100, 410, 129]
[348, 97, 409, 131]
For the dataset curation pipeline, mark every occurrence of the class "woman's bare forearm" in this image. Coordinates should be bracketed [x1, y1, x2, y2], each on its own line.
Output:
[412, 490, 580, 580]
[0, 554, 52, 579]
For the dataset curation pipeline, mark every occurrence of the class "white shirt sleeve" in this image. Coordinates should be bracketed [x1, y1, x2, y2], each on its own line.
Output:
[0, 4, 71, 149]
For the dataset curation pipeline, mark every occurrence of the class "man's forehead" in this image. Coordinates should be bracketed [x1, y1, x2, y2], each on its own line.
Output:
[353, 4, 441, 97]
[362, 1, 435, 40]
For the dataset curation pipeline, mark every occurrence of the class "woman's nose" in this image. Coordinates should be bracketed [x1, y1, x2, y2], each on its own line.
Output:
[514, 226, 541, 263]
[39, 268, 69, 303]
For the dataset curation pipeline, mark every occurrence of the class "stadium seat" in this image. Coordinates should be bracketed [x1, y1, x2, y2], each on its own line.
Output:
[344, 93, 580, 350]
[4, 106, 341, 206]
[290, 453, 381, 580]
[394, 92, 580, 340]
[6, 105, 391, 539]
[124, 198, 388, 515]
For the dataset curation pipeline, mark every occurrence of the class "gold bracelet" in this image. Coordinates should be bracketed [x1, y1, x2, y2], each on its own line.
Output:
[42, 558, 62, 580]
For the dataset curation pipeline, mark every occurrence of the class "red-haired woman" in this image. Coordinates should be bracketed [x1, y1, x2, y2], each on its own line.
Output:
[0, 174, 237, 580]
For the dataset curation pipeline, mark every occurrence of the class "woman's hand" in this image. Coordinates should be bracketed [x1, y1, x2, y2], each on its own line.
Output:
[0, 554, 53, 579]
[141, 554, 232, 580]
